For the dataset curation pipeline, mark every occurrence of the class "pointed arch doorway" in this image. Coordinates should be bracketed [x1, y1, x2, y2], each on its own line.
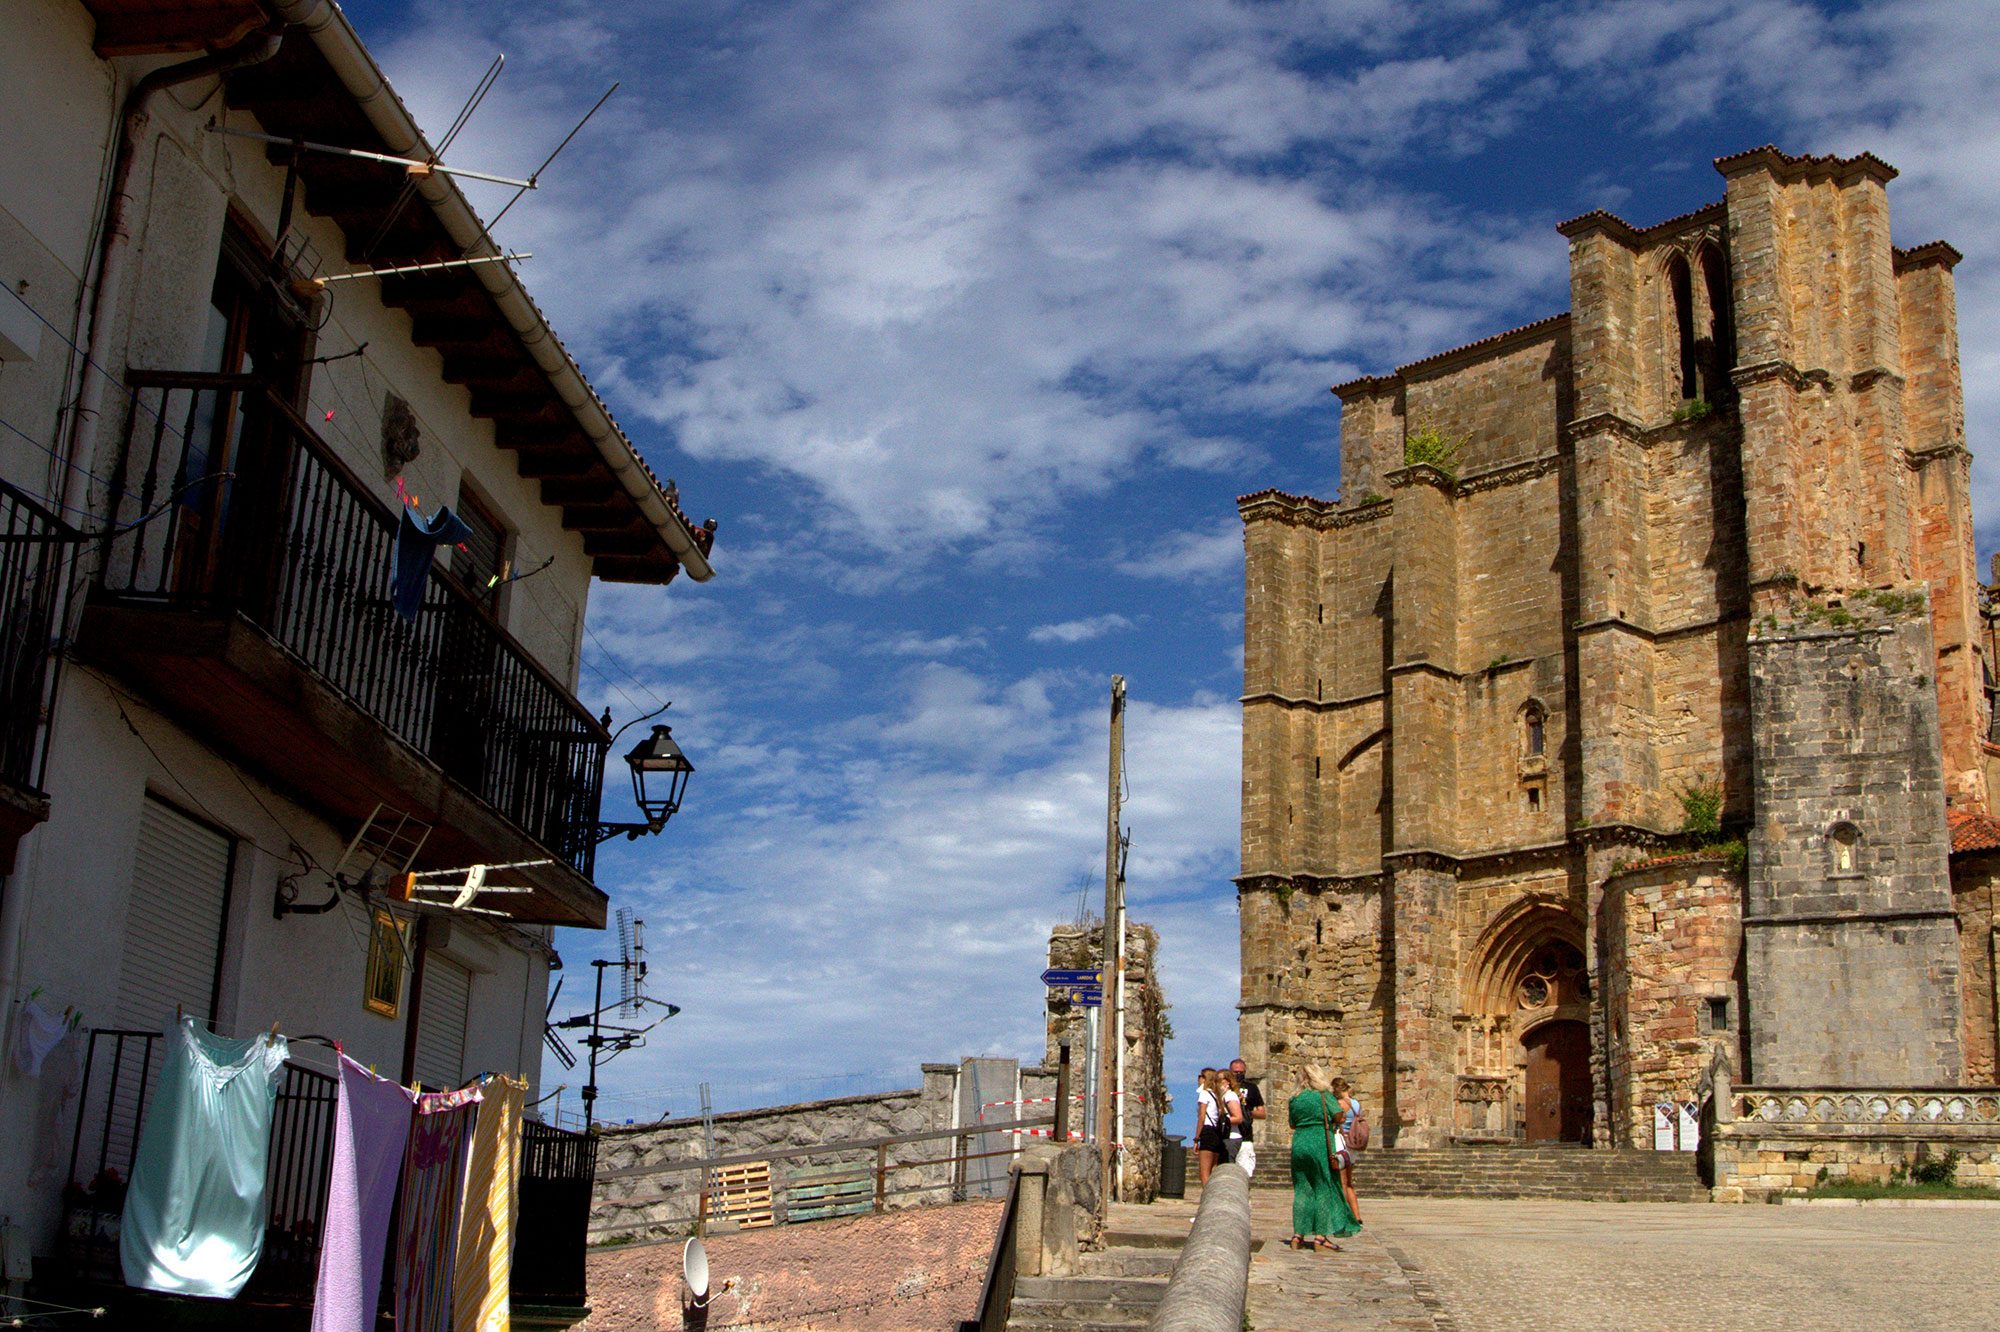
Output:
[1523, 1019, 1591, 1142]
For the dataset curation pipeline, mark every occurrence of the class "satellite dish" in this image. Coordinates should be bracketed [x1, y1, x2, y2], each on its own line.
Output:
[684, 1236, 709, 1302]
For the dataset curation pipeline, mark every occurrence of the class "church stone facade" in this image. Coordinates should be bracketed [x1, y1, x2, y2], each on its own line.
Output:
[1236, 146, 2000, 1153]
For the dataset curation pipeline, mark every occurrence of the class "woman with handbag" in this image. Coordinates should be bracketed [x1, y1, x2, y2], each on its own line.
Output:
[1287, 1065, 1361, 1252]
[1330, 1076, 1364, 1223]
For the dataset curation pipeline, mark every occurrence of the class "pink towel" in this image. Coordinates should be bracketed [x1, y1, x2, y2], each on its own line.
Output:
[311, 1056, 417, 1332]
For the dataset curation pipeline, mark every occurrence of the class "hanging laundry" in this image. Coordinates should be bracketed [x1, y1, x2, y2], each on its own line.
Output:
[26, 1025, 83, 1187]
[311, 1056, 417, 1332]
[395, 1082, 483, 1332]
[120, 1018, 288, 1299]
[393, 502, 473, 621]
[12, 997, 69, 1076]
[453, 1075, 527, 1332]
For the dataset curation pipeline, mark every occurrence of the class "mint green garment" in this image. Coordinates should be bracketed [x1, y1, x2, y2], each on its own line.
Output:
[120, 1018, 289, 1298]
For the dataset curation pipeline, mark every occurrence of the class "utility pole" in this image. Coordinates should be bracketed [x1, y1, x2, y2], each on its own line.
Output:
[1098, 675, 1125, 1208]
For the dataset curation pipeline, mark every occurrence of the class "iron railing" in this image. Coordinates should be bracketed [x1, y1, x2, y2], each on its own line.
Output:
[60, 1028, 339, 1296]
[0, 479, 72, 794]
[513, 1121, 599, 1307]
[98, 373, 609, 877]
[61, 1027, 594, 1310]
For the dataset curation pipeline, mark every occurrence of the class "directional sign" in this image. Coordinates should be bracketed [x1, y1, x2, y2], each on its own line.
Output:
[1041, 968, 1101, 987]
[1071, 990, 1104, 1008]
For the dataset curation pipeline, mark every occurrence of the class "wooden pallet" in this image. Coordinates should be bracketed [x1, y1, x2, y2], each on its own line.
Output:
[710, 1161, 775, 1229]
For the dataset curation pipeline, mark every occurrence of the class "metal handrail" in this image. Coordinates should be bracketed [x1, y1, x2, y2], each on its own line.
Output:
[100, 371, 610, 875]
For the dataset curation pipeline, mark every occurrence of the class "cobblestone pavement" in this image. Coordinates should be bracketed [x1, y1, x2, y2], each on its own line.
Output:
[1243, 1191, 1441, 1331]
[1365, 1197, 2000, 1332]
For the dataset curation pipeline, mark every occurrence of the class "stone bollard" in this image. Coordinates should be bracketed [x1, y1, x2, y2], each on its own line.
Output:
[1150, 1163, 1250, 1332]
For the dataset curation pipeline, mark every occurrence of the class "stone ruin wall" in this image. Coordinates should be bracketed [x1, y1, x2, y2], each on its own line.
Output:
[1044, 921, 1168, 1202]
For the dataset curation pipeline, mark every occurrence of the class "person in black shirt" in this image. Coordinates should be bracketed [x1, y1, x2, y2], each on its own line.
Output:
[1230, 1057, 1265, 1147]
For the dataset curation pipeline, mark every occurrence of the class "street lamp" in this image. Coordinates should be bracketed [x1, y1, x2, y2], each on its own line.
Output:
[596, 724, 694, 843]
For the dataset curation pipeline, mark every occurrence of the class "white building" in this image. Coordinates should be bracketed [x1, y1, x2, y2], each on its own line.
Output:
[0, 0, 712, 1300]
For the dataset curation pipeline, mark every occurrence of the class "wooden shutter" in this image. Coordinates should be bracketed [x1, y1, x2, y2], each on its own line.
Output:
[412, 953, 471, 1090]
[114, 795, 234, 1030]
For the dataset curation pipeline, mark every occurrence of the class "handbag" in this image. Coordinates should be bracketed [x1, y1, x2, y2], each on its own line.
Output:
[1238, 1140, 1256, 1176]
[1344, 1099, 1370, 1152]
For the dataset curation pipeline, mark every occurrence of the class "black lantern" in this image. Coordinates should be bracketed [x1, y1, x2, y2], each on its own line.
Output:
[597, 724, 694, 842]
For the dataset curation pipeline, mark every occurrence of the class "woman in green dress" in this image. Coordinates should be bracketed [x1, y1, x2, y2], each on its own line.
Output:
[1288, 1064, 1362, 1251]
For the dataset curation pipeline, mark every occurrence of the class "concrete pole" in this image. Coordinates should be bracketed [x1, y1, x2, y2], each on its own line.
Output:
[1099, 675, 1125, 1208]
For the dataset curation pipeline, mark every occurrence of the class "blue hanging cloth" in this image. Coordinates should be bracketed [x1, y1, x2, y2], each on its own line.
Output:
[120, 1018, 289, 1299]
[393, 503, 473, 621]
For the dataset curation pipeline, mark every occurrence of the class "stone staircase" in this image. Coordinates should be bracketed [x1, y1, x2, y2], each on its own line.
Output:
[1004, 1204, 1190, 1332]
[1249, 1145, 1709, 1201]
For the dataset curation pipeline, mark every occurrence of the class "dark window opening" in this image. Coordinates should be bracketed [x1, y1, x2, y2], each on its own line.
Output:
[1698, 244, 1735, 404]
[1705, 996, 1731, 1032]
[1669, 254, 1698, 401]
[452, 488, 509, 602]
[1315, 918, 1323, 945]
[1314, 755, 1322, 779]
[1527, 786, 1542, 811]
[1523, 701, 1547, 757]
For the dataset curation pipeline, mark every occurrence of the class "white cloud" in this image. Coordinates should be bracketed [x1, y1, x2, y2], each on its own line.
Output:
[1029, 614, 1133, 644]
[1117, 526, 1244, 581]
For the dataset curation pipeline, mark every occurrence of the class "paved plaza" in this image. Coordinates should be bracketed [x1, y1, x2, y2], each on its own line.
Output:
[1239, 1192, 2000, 1332]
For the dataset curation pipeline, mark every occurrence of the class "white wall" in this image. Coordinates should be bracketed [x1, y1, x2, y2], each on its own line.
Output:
[0, 2, 615, 1261]
[0, 669, 552, 1253]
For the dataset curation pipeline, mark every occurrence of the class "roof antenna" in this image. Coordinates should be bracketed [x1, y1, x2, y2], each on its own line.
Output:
[363, 51, 506, 260]
[481, 81, 620, 241]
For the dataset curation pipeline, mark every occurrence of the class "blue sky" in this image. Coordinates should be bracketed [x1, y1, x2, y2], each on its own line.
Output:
[334, 0, 2000, 1129]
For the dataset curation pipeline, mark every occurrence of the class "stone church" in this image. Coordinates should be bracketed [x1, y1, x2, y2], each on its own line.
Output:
[1236, 146, 2000, 1154]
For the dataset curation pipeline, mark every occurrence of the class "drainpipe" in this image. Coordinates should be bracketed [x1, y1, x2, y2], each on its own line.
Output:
[56, 22, 287, 529]
[0, 20, 289, 1060]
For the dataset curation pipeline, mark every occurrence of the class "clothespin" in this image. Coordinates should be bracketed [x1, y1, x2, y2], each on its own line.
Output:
[268, 1019, 281, 1045]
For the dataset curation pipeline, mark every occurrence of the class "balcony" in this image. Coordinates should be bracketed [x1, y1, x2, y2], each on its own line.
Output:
[0, 479, 69, 867]
[77, 372, 609, 925]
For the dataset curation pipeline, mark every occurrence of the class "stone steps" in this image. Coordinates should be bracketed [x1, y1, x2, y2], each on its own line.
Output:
[1006, 1213, 1179, 1332]
[1249, 1146, 1708, 1201]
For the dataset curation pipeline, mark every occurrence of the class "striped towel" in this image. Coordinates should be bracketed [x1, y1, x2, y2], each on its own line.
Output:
[395, 1083, 483, 1332]
[453, 1075, 527, 1332]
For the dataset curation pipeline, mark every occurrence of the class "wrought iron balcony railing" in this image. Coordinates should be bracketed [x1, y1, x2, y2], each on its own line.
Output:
[0, 478, 71, 796]
[98, 372, 608, 879]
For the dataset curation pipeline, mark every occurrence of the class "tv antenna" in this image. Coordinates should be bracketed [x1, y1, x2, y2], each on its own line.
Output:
[275, 802, 431, 918]
[552, 910, 678, 1127]
[543, 976, 576, 1070]
[616, 908, 648, 1016]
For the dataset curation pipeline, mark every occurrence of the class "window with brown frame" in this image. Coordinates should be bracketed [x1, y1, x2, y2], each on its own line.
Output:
[364, 909, 409, 1018]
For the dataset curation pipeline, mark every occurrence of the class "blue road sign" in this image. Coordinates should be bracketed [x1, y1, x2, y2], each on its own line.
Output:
[1041, 968, 1101, 986]
[1072, 991, 1104, 1008]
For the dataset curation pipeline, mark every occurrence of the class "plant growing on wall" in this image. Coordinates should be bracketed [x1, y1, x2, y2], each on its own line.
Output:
[1402, 423, 1465, 477]
[1671, 398, 1713, 424]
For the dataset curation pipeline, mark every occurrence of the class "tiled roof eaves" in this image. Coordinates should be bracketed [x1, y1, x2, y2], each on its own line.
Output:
[1331, 312, 1570, 397]
[1394, 312, 1569, 382]
[1894, 240, 1964, 273]
[1712, 144, 1898, 184]
[1948, 809, 2000, 855]
[1556, 201, 1726, 247]
[1237, 486, 1335, 511]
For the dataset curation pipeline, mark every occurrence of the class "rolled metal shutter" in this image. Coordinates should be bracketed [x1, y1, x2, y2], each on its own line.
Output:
[114, 795, 234, 1031]
[412, 953, 471, 1090]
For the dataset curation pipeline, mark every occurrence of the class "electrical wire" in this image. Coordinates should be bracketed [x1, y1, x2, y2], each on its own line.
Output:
[0, 283, 194, 447]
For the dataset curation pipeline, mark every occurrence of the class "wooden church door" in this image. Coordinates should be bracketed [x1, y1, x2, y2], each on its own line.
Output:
[1524, 1020, 1590, 1142]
